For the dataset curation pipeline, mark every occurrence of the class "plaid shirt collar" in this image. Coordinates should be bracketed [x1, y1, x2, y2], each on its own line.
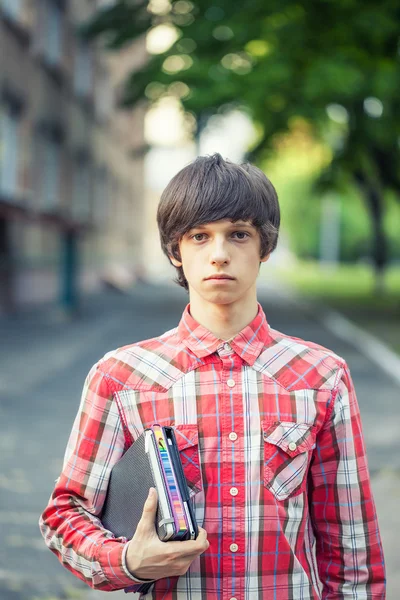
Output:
[177, 302, 272, 366]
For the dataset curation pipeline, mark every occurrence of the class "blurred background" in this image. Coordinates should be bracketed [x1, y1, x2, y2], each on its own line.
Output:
[0, 0, 399, 599]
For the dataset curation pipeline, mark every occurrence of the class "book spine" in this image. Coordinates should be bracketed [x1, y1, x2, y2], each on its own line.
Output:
[151, 425, 188, 540]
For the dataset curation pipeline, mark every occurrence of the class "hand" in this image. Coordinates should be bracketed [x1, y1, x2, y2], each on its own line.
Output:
[125, 487, 209, 581]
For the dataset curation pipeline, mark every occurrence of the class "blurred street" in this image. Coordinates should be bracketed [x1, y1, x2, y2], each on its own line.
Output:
[0, 280, 398, 600]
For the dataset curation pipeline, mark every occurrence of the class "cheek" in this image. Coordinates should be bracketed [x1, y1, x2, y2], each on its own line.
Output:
[179, 248, 198, 276]
[242, 248, 261, 269]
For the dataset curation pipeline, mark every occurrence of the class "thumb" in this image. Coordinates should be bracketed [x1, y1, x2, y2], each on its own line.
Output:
[140, 487, 158, 524]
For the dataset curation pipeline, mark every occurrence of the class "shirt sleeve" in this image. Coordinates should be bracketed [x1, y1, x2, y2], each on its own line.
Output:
[38, 360, 155, 593]
[309, 362, 386, 599]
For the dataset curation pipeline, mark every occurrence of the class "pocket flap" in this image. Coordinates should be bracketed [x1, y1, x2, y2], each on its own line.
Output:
[172, 424, 202, 497]
[173, 423, 199, 451]
[261, 420, 316, 457]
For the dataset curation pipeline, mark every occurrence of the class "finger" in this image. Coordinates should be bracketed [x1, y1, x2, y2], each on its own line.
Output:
[197, 526, 208, 537]
[137, 488, 158, 529]
[194, 527, 208, 545]
[197, 528, 210, 550]
[169, 528, 209, 555]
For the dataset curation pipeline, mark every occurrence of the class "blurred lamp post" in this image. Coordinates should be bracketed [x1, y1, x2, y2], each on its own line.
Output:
[60, 229, 79, 316]
[319, 193, 341, 267]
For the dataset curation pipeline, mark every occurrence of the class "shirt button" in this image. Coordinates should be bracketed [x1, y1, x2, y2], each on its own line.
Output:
[230, 598, 238, 600]
[288, 442, 297, 451]
[226, 379, 235, 387]
[224, 343, 231, 351]
[229, 432, 238, 441]
[230, 487, 238, 496]
[230, 543, 238, 552]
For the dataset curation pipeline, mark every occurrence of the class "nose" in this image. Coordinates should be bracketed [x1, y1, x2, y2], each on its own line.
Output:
[210, 237, 230, 266]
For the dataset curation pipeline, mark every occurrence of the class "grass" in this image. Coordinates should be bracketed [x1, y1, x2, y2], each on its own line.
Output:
[268, 260, 400, 354]
[275, 261, 400, 305]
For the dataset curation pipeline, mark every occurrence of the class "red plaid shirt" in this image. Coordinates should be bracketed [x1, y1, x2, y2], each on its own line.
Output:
[39, 302, 385, 599]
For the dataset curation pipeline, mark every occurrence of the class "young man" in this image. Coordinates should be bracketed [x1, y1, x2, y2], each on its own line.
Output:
[39, 154, 386, 599]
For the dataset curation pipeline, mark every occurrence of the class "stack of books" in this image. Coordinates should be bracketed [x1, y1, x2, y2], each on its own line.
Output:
[101, 424, 199, 541]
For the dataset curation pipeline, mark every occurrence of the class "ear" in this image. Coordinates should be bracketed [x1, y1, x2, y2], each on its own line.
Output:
[167, 241, 183, 267]
[260, 252, 271, 263]
[169, 255, 182, 268]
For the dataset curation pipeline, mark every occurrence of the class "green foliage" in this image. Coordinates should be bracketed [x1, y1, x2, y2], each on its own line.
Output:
[270, 173, 321, 260]
[384, 193, 400, 260]
[82, 0, 400, 270]
[277, 177, 400, 263]
[340, 187, 372, 263]
[82, 2, 400, 148]
[264, 123, 400, 263]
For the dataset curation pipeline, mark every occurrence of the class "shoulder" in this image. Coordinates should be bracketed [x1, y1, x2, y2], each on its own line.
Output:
[256, 326, 347, 392]
[90, 325, 185, 392]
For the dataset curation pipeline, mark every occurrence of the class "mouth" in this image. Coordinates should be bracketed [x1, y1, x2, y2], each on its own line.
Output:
[205, 275, 235, 281]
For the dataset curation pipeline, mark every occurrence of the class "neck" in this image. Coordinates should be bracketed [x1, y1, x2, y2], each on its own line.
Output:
[188, 292, 259, 341]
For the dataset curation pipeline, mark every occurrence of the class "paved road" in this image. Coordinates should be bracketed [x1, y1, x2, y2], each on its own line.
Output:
[0, 281, 397, 600]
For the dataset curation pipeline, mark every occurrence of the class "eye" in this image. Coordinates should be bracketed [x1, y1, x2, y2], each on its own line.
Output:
[232, 231, 250, 239]
[191, 233, 207, 241]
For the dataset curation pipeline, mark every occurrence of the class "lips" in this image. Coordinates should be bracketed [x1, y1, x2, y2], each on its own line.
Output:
[205, 275, 235, 280]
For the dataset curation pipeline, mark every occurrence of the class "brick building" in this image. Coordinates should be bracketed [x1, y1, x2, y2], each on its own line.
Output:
[0, 0, 147, 313]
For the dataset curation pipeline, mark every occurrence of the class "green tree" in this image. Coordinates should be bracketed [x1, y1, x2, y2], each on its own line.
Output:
[83, 0, 400, 292]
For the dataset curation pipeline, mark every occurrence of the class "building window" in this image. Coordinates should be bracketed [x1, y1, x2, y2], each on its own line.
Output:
[43, 0, 63, 67]
[95, 66, 114, 121]
[94, 166, 109, 226]
[0, 0, 22, 21]
[41, 136, 61, 210]
[0, 107, 20, 199]
[72, 159, 91, 221]
[74, 41, 93, 98]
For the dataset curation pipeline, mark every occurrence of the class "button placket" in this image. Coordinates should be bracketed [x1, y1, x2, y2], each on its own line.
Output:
[220, 359, 244, 600]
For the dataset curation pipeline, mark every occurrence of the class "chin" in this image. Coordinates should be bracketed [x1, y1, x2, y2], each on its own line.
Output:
[190, 283, 243, 305]
[205, 292, 238, 305]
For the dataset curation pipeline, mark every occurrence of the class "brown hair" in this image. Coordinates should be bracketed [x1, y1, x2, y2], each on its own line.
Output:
[157, 153, 280, 291]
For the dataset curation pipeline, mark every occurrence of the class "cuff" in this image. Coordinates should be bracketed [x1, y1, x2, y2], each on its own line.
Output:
[96, 539, 154, 589]
[121, 542, 156, 583]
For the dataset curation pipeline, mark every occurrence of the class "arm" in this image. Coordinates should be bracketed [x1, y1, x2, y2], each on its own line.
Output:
[38, 360, 153, 592]
[309, 362, 386, 599]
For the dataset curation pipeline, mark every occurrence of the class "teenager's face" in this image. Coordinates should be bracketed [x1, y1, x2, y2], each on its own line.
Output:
[169, 219, 270, 306]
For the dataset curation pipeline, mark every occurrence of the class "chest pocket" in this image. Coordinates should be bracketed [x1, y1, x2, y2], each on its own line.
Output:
[173, 423, 203, 498]
[261, 420, 317, 501]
